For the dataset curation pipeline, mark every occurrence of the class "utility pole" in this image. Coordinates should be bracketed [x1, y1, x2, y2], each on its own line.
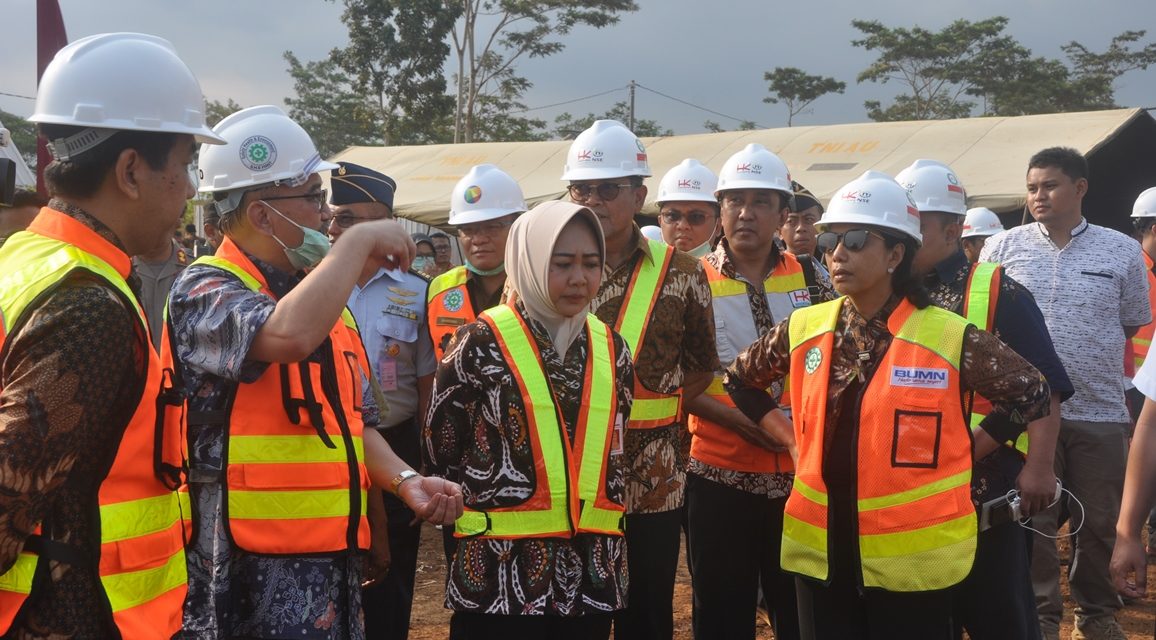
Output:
[628, 80, 636, 132]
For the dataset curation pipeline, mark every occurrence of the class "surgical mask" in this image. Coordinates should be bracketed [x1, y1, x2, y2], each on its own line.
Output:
[413, 256, 434, 272]
[686, 239, 713, 259]
[263, 202, 330, 271]
[464, 258, 505, 277]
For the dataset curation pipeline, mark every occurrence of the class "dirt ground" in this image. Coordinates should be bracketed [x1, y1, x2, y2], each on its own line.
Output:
[403, 522, 1156, 639]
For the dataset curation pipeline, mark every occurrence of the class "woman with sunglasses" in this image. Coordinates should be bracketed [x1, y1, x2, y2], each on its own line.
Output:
[723, 171, 1052, 640]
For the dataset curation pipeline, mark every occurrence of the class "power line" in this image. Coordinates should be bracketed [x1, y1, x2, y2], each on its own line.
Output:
[0, 91, 35, 101]
[510, 86, 627, 114]
[634, 83, 762, 128]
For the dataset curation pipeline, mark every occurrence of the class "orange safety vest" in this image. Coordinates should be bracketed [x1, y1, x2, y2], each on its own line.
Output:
[0, 209, 187, 638]
[172, 237, 372, 555]
[612, 239, 683, 429]
[454, 304, 625, 538]
[1128, 251, 1156, 376]
[688, 254, 812, 474]
[427, 266, 474, 361]
[782, 298, 976, 592]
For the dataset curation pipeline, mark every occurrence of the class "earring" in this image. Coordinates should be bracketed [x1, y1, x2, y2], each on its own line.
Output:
[887, 267, 895, 273]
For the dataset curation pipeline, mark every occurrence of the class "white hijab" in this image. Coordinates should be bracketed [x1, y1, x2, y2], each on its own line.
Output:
[504, 201, 605, 359]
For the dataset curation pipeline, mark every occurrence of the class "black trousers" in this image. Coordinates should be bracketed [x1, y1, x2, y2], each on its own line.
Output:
[611, 509, 683, 640]
[451, 612, 612, 640]
[364, 421, 423, 640]
[952, 521, 1041, 640]
[797, 576, 954, 640]
[684, 473, 799, 640]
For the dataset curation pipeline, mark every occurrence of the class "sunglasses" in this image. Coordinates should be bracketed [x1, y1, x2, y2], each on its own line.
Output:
[332, 212, 390, 229]
[660, 211, 713, 226]
[816, 229, 887, 253]
[567, 182, 633, 202]
[262, 189, 328, 213]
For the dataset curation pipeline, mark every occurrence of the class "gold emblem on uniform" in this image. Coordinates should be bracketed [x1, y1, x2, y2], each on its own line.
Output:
[388, 286, 418, 297]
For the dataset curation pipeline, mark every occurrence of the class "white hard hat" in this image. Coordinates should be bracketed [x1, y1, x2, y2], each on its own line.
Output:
[29, 33, 225, 160]
[714, 143, 793, 196]
[962, 207, 1005, 238]
[449, 164, 527, 226]
[655, 159, 718, 205]
[561, 120, 651, 181]
[640, 225, 665, 242]
[818, 170, 922, 245]
[198, 106, 338, 213]
[894, 159, 968, 216]
[1132, 187, 1156, 218]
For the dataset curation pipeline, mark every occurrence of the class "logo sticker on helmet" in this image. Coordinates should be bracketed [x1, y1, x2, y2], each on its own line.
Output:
[804, 347, 823, 374]
[444, 289, 464, 313]
[240, 135, 277, 172]
[464, 185, 483, 204]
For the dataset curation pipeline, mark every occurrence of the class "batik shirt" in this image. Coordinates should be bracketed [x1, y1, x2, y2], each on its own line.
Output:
[424, 302, 634, 616]
[591, 228, 718, 514]
[169, 254, 372, 640]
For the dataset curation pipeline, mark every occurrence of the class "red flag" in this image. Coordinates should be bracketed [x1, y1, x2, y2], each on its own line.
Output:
[36, 0, 68, 198]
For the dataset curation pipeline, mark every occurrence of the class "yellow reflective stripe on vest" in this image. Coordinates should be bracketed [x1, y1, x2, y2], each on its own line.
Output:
[616, 240, 669, 356]
[893, 305, 965, 369]
[575, 320, 621, 532]
[630, 396, 680, 421]
[193, 255, 262, 291]
[0, 553, 36, 595]
[788, 298, 844, 350]
[103, 550, 187, 612]
[229, 435, 365, 464]
[427, 267, 469, 301]
[965, 262, 998, 331]
[856, 469, 971, 512]
[457, 306, 571, 537]
[782, 514, 829, 581]
[99, 494, 185, 543]
[229, 489, 367, 519]
[859, 514, 977, 592]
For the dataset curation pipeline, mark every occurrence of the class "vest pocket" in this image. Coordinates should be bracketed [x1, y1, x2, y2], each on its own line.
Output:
[230, 462, 346, 489]
[891, 409, 942, 468]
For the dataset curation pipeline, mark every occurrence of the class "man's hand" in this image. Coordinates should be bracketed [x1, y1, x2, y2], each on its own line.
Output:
[398, 475, 464, 526]
[362, 520, 391, 588]
[1111, 533, 1147, 599]
[348, 219, 417, 273]
[1015, 459, 1057, 518]
[729, 412, 787, 453]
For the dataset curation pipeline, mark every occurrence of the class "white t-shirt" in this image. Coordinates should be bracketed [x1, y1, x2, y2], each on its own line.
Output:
[1134, 353, 1156, 401]
[980, 219, 1151, 423]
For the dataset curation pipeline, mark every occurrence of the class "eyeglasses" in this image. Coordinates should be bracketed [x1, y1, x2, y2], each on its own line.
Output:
[567, 182, 633, 202]
[816, 229, 887, 253]
[458, 219, 514, 239]
[332, 212, 390, 229]
[660, 211, 713, 226]
[262, 189, 328, 212]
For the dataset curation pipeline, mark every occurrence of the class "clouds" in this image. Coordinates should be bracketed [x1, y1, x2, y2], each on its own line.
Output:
[2, 0, 1153, 134]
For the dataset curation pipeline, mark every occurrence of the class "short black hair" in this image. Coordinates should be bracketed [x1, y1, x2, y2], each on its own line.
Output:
[1028, 147, 1088, 183]
[1134, 217, 1156, 235]
[39, 124, 183, 200]
[429, 231, 451, 241]
[879, 231, 930, 309]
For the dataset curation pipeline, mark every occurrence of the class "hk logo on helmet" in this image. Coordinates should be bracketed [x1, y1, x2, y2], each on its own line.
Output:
[736, 163, 763, 174]
[841, 190, 871, 203]
[239, 135, 277, 172]
[577, 149, 604, 163]
[678, 179, 702, 190]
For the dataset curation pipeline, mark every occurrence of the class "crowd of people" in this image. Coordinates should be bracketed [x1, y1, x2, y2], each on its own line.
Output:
[4, 30, 1156, 640]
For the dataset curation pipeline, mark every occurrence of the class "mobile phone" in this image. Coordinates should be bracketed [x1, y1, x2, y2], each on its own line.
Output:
[979, 494, 1020, 532]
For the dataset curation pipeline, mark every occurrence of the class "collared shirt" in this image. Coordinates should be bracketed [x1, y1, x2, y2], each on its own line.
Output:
[0, 200, 147, 639]
[591, 227, 719, 514]
[132, 239, 189, 349]
[169, 252, 373, 640]
[347, 267, 436, 429]
[424, 302, 633, 616]
[981, 219, 1151, 423]
[925, 250, 1074, 504]
[688, 240, 835, 498]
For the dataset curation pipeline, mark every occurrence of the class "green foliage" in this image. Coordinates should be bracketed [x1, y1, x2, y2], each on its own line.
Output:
[452, 0, 638, 142]
[703, 119, 758, 133]
[205, 99, 244, 128]
[0, 109, 38, 168]
[763, 67, 845, 126]
[552, 101, 672, 138]
[283, 53, 386, 157]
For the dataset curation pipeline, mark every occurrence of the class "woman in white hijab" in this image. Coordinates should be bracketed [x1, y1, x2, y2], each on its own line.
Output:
[424, 201, 635, 639]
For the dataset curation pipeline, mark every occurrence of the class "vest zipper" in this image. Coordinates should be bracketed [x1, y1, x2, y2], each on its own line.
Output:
[849, 362, 878, 596]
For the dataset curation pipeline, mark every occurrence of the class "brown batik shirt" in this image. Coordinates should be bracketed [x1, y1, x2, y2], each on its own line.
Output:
[591, 228, 719, 514]
[0, 200, 148, 639]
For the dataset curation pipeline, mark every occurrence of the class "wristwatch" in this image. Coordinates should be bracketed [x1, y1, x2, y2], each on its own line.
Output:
[390, 469, 419, 494]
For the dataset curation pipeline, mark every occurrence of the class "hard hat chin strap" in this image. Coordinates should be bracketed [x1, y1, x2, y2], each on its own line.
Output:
[47, 127, 119, 162]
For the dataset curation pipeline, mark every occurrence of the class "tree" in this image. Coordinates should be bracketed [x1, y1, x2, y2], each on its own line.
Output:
[703, 119, 758, 133]
[205, 98, 244, 128]
[852, 17, 1023, 121]
[283, 53, 384, 158]
[326, 0, 461, 146]
[450, 0, 638, 143]
[552, 101, 672, 139]
[0, 109, 37, 168]
[763, 67, 845, 126]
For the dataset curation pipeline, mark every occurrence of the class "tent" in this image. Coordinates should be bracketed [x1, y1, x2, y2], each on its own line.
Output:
[332, 108, 1156, 234]
[0, 118, 37, 191]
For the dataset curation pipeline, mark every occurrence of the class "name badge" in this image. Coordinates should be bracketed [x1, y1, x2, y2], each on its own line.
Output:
[437, 317, 467, 327]
[890, 366, 949, 389]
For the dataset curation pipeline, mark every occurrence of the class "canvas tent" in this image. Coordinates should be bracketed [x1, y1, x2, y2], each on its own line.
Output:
[332, 108, 1156, 234]
[0, 117, 37, 191]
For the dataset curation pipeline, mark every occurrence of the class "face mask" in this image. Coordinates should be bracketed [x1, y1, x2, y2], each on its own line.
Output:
[686, 239, 713, 258]
[464, 258, 505, 277]
[413, 256, 434, 272]
[263, 202, 330, 271]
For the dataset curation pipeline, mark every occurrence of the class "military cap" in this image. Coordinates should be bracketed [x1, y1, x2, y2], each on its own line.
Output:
[331, 161, 397, 209]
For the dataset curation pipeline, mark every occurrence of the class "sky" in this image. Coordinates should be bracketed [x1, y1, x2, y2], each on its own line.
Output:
[2, 0, 1155, 137]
